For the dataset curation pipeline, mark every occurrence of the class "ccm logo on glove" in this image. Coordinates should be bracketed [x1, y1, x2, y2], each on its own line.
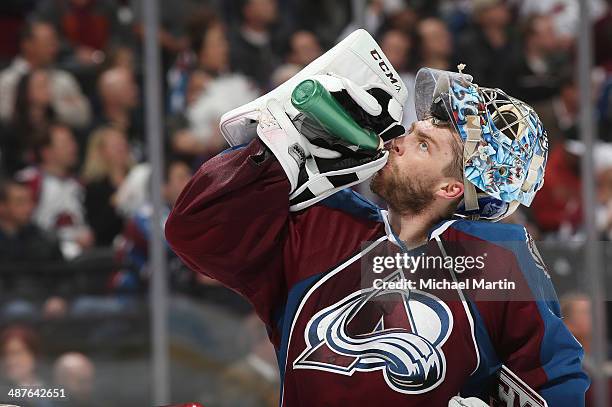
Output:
[370, 49, 401, 92]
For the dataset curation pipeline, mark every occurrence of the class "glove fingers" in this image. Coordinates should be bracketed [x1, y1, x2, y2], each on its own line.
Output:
[312, 74, 382, 117]
[288, 151, 388, 211]
[309, 75, 405, 144]
[387, 97, 403, 123]
[307, 143, 342, 159]
[310, 74, 343, 92]
[364, 87, 406, 141]
[340, 76, 382, 116]
[380, 123, 406, 142]
[313, 150, 386, 174]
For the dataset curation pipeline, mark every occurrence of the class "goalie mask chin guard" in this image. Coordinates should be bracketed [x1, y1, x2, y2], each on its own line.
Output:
[415, 67, 549, 222]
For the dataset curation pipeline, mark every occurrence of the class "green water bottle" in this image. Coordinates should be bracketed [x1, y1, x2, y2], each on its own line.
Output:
[291, 79, 380, 151]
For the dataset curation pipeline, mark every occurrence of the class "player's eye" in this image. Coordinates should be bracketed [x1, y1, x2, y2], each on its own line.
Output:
[418, 141, 428, 152]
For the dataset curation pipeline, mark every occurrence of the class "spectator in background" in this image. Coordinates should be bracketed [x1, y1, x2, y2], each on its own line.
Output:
[518, 0, 606, 51]
[131, 0, 213, 71]
[103, 45, 135, 73]
[270, 64, 301, 88]
[560, 292, 592, 352]
[284, 30, 322, 68]
[594, 0, 612, 72]
[82, 127, 133, 246]
[0, 326, 43, 389]
[415, 17, 454, 71]
[114, 159, 191, 290]
[292, 0, 351, 50]
[229, 0, 281, 89]
[1, 69, 56, 175]
[270, 30, 322, 88]
[0, 20, 91, 129]
[168, 69, 212, 160]
[54, 352, 98, 407]
[42, 296, 69, 319]
[532, 70, 579, 149]
[221, 312, 279, 407]
[379, 28, 417, 128]
[531, 136, 583, 237]
[34, 0, 119, 67]
[560, 292, 612, 406]
[456, 0, 518, 89]
[0, 1, 38, 65]
[17, 124, 94, 259]
[508, 14, 564, 103]
[595, 143, 612, 240]
[113, 162, 151, 220]
[169, 10, 258, 162]
[0, 179, 63, 262]
[95, 67, 143, 159]
[337, 0, 408, 43]
[383, 4, 419, 34]
[187, 10, 229, 78]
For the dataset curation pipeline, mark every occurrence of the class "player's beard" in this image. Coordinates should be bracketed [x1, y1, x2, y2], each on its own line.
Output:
[370, 156, 435, 215]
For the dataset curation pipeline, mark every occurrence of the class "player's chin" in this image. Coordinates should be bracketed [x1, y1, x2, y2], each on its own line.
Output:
[370, 167, 389, 194]
[378, 158, 393, 174]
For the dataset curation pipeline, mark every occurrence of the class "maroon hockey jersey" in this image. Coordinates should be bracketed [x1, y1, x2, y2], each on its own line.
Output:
[165, 140, 588, 406]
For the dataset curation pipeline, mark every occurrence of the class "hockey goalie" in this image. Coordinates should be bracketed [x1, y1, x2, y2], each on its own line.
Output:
[165, 30, 588, 406]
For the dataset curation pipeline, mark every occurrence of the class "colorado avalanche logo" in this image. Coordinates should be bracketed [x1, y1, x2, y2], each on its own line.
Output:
[293, 271, 453, 394]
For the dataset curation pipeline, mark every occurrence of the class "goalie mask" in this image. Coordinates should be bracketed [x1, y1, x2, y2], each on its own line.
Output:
[414, 67, 549, 222]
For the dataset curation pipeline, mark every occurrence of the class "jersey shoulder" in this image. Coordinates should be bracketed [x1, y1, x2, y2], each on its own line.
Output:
[443, 219, 528, 243]
[318, 188, 384, 224]
[442, 219, 552, 294]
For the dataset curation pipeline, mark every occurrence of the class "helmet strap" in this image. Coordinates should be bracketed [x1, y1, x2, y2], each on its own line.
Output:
[522, 153, 545, 194]
[462, 115, 482, 212]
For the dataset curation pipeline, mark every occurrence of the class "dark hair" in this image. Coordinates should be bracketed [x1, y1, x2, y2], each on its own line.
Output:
[521, 14, 548, 42]
[277, 28, 313, 60]
[378, 28, 415, 72]
[413, 17, 448, 67]
[0, 325, 41, 359]
[32, 123, 68, 163]
[20, 19, 52, 44]
[236, 0, 251, 18]
[558, 67, 575, 91]
[12, 70, 55, 151]
[20, 20, 38, 43]
[0, 178, 20, 203]
[187, 8, 221, 55]
[163, 157, 191, 183]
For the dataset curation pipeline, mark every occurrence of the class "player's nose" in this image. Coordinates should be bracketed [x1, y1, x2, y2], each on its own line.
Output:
[391, 136, 406, 156]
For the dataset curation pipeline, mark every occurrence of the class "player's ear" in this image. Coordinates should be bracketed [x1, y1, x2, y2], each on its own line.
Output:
[434, 179, 464, 201]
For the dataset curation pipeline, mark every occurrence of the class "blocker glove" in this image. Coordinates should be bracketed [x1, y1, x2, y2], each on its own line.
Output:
[256, 74, 404, 211]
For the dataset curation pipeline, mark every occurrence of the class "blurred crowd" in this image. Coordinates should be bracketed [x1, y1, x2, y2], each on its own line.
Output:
[0, 0, 611, 405]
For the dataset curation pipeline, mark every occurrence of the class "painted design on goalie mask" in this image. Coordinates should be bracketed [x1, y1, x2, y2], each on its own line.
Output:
[445, 77, 548, 219]
[293, 270, 452, 394]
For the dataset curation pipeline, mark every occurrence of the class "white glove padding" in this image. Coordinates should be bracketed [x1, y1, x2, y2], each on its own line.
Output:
[448, 396, 490, 407]
[311, 74, 405, 142]
[288, 148, 388, 212]
[256, 98, 388, 212]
